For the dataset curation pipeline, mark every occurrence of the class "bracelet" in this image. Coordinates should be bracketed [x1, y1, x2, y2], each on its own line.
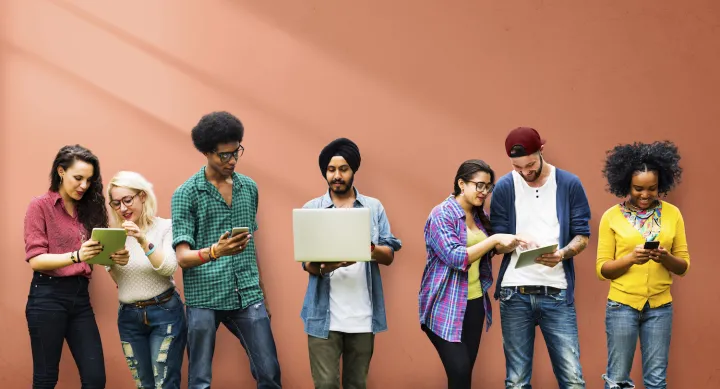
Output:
[209, 244, 218, 261]
[144, 243, 156, 257]
[197, 249, 208, 264]
[71, 251, 79, 264]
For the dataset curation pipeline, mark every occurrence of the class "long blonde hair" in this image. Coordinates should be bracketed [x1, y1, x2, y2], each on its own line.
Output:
[107, 171, 158, 231]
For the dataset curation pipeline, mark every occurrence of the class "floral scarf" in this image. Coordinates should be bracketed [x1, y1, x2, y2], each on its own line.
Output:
[620, 200, 662, 241]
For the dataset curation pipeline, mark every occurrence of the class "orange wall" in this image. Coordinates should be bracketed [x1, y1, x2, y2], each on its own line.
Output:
[2, 1, 719, 388]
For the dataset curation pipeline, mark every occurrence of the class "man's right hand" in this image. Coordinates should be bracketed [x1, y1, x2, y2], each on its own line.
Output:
[214, 231, 252, 258]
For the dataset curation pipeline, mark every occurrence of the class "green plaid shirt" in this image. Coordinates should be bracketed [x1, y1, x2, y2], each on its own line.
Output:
[171, 166, 263, 310]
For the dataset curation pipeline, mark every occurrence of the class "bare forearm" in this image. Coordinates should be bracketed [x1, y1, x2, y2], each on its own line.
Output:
[176, 245, 213, 269]
[28, 252, 76, 271]
[468, 236, 499, 264]
[139, 241, 166, 269]
[561, 235, 589, 259]
[660, 254, 688, 275]
[372, 245, 394, 266]
[600, 255, 634, 279]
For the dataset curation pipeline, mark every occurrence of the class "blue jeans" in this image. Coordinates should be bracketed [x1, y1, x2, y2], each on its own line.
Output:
[603, 300, 673, 389]
[118, 289, 188, 389]
[187, 301, 282, 389]
[499, 287, 585, 389]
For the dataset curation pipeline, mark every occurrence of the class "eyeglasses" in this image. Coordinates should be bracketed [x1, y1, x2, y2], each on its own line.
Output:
[465, 180, 494, 193]
[109, 193, 140, 209]
[213, 145, 244, 163]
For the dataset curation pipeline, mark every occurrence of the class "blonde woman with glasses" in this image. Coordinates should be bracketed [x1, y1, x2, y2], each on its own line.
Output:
[106, 171, 187, 389]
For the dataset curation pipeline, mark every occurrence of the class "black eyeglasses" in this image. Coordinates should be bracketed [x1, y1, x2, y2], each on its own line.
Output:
[213, 145, 244, 163]
[109, 193, 140, 209]
[466, 180, 494, 193]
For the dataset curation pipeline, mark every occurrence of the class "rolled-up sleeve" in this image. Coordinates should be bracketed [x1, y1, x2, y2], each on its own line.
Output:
[24, 199, 49, 261]
[153, 219, 179, 276]
[171, 187, 196, 249]
[671, 211, 690, 276]
[595, 211, 616, 281]
[376, 202, 402, 252]
[425, 208, 468, 271]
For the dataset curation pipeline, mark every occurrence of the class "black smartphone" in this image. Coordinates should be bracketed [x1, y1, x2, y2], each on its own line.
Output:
[644, 241, 660, 250]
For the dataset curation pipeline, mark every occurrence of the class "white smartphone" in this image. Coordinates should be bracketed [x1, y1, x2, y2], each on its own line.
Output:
[231, 227, 250, 237]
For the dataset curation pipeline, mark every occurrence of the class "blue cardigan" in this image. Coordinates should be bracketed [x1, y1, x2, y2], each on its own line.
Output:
[489, 168, 591, 304]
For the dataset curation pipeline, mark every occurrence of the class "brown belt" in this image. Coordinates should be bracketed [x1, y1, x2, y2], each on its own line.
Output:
[125, 288, 175, 308]
[124, 289, 175, 326]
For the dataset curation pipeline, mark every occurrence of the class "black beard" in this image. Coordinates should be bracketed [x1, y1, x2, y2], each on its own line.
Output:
[328, 175, 354, 194]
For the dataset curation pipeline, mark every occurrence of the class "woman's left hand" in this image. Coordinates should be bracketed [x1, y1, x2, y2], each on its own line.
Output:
[122, 221, 147, 245]
[111, 249, 130, 266]
[650, 247, 670, 263]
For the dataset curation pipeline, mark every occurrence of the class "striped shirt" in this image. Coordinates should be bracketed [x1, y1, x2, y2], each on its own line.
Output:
[419, 195, 494, 342]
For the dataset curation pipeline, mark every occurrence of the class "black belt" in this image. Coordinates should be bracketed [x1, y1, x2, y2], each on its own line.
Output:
[511, 286, 562, 295]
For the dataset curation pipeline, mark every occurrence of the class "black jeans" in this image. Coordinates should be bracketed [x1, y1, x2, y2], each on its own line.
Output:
[26, 272, 106, 389]
[423, 297, 485, 389]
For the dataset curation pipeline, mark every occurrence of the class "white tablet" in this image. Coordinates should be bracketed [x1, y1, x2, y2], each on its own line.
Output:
[515, 243, 559, 269]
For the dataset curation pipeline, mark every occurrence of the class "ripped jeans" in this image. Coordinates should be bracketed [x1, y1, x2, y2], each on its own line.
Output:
[118, 289, 188, 389]
[603, 300, 673, 389]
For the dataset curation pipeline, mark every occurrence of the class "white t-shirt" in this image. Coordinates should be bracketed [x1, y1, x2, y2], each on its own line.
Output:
[329, 262, 373, 333]
[501, 166, 568, 289]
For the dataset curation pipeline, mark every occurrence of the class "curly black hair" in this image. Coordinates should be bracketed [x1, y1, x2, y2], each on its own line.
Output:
[49, 145, 109, 233]
[191, 111, 244, 153]
[602, 140, 682, 197]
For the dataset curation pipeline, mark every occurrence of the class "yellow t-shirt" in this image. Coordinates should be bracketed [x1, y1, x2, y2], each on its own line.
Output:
[596, 201, 690, 310]
[467, 227, 487, 300]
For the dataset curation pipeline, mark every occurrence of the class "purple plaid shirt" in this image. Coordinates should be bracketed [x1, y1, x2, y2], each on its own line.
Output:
[418, 195, 494, 342]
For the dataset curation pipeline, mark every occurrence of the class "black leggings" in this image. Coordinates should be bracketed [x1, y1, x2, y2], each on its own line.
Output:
[423, 297, 485, 389]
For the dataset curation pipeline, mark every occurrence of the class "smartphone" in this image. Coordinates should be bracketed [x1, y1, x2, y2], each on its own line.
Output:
[230, 227, 250, 237]
[644, 241, 660, 250]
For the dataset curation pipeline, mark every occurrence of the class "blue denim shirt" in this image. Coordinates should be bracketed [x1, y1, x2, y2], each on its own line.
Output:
[300, 188, 402, 339]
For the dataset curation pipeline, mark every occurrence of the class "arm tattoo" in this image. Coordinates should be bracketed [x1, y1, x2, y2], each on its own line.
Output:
[562, 235, 589, 259]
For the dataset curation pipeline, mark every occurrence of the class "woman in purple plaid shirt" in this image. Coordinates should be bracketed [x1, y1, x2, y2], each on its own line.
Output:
[419, 160, 525, 389]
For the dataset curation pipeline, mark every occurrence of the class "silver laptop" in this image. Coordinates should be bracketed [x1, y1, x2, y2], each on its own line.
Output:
[292, 208, 372, 262]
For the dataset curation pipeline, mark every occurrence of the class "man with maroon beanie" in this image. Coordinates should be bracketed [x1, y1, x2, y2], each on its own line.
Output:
[490, 127, 591, 388]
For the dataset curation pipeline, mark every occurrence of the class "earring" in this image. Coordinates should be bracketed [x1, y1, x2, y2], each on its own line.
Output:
[60, 175, 64, 183]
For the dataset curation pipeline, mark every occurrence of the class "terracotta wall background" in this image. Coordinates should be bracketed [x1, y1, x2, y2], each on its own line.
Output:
[1, 1, 719, 388]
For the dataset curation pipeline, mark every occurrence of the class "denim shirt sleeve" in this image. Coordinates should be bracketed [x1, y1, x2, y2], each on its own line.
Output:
[569, 177, 592, 238]
[170, 185, 197, 249]
[375, 202, 402, 252]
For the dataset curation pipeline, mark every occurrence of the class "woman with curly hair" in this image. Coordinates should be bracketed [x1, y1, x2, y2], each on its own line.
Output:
[24, 145, 129, 388]
[596, 140, 690, 389]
